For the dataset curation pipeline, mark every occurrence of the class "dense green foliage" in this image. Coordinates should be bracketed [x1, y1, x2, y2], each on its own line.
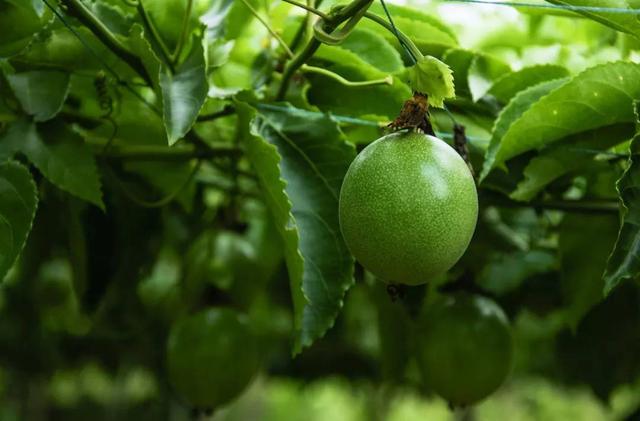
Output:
[2, 0, 640, 419]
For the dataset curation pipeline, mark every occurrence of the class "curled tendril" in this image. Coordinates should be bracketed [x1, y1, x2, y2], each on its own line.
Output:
[312, 3, 369, 45]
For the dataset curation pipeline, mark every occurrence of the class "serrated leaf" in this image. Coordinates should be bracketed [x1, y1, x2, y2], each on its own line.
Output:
[0, 161, 38, 282]
[236, 98, 355, 354]
[6, 70, 70, 121]
[0, 119, 104, 208]
[546, 0, 640, 37]
[560, 214, 619, 328]
[604, 103, 640, 294]
[488, 65, 570, 104]
[481, 78, 566, 180]
[128, 24, 162, 88]
[408, 55, 455, 108]
[511, 124, 634, 201]
[160, 36, 208, 145]
[482, 62, 640, 179]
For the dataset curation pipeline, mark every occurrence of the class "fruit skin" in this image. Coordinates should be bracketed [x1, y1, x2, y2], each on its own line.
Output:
[339, 131, 478, 285]
[415, 294, 513, 406]
[166, 308, 260, 409]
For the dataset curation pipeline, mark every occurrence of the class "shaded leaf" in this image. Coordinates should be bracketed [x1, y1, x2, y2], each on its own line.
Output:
[604, 103, 640, 294]
[6, 70, 70, 121]
[0, 119, 104, 208]
[160, 36, 208, 145]
[340, 28, 403, 73]
[559, 214, 620, 328]
[0, 161, 38, 282]
[236, 98, 355, 354]
[482, 62, 640, 179]
[478, 250, 556, 295]
[511, 124, 635, 201]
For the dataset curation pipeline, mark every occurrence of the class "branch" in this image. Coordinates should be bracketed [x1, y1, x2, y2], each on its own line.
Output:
[60, 0, 153, 85]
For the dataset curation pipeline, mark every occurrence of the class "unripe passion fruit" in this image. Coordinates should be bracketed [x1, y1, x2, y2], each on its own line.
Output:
[339, 131, 478, 285]
[166, 308, 260, 409]
[416, 294, 513, 406]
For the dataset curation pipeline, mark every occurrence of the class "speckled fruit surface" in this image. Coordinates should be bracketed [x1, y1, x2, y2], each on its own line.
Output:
[166, 308, 260, 409]
[416, 294, 513, 406]
[339, 131, 478, 285]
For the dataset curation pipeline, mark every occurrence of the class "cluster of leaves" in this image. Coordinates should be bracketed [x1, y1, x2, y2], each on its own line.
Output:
[2, 0, 640, 418]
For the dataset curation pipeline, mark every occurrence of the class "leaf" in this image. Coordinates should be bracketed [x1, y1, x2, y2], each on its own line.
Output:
[6, 70, 70, 121]
[546, 0, 640, 37]
[560, 214, 620, 329]
[235, 98, 355, 354]
[128, 24, 162, 88]
[367, 3, 457, 40]
[160, 36, 208, 145]
[604, 103, 640, 294]
[307, 45, 411, 119]
[0, 161, 38, 282]
[201, 0, 235, 39]
[478, 250, 556, 295]
[467, 54, 511, 102]
[360, 8, 457, 57]
[408, 55, 455, 108]
[481, 78, 567, 180]
[511, 124, 635, 201]
[488, 65, 571, 104]
[482, 62, 640, 179]
[0, 119, 104, 209]
[340, 28, 403, 73]
[442, 48, 510, 100]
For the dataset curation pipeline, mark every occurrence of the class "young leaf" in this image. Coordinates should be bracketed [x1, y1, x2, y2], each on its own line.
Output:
[482, 62, 640, 179]
[0, 119, 104, 209]
[160, 36, 208, 145]
[6, 70, 70, 121]
[235, 98, 355, 354]
[408, 55, 455, 108]
[0, 161, 38, 282]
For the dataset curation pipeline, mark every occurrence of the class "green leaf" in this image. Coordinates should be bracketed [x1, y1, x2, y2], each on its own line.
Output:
[546, 0, 640, 37]
[160, 36, 208, 145]
[128, 24, 162, 88]
[201, 0, 235, 39]
[236, 99, 355, 354]
[560, 214, 620, 328]
[6, 70, 70, 121]
[307, 45, 411, 119]
[442, 49, 510, 100]
[367, 3, 457, 41]
[0, 1, 41, 58]
[511, 124, 635, 201]
[478, 250, 556, 295]
[482, 62, 640, 179]
[408, 55, 455, 108]
[488, 65, 571, 104]
[0, 161, 38, 282]
[604, 103, 640, 294]
[482, 78, 567, 180]
[0, 119, 104, 209]
[340, 28, 403, 73]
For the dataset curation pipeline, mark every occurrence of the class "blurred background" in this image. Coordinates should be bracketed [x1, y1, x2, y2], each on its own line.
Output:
[2, 0, 640, 419]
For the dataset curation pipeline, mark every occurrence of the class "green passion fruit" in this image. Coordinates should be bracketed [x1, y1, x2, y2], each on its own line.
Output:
[339, 131, 478, 285]
[416, 294, 513, 406]
[166, 308, 260, 409]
